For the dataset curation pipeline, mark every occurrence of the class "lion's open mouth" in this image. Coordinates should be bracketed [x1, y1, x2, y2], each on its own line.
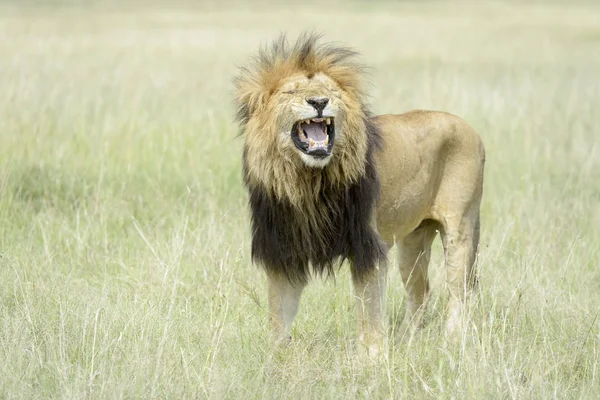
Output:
[291, 117, 335, 158]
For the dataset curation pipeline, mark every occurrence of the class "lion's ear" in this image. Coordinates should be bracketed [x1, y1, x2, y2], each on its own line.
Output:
[234, 72, 268, 127]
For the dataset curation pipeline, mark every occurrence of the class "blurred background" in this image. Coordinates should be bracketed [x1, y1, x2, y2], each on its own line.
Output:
[1, 1, 599, 398]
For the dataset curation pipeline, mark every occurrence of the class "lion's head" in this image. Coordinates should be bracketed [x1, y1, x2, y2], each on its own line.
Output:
[235, 33, 384, 283]
[235, 33, 377, 206]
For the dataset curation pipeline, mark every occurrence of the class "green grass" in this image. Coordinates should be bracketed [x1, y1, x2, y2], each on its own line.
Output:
[1, 1, 599, 398]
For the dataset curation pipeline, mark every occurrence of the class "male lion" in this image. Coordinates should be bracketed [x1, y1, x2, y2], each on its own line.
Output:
[234, 33, 485, 354]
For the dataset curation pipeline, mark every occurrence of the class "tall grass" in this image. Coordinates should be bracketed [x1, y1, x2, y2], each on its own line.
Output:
[1, 1, 599, 398]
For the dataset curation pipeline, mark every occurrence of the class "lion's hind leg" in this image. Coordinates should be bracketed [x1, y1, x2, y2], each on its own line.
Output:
[439, 208, 480, 337]
[397, 220, 439, 332]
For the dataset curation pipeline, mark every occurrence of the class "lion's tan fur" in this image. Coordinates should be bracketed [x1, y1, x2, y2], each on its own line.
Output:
[235, 34, 486, 353]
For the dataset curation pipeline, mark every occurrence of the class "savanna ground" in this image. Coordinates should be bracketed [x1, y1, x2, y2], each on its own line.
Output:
[1, 1, 599, 398]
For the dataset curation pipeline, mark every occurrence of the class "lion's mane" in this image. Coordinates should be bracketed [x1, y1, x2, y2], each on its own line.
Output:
[235, 33, 384, 283]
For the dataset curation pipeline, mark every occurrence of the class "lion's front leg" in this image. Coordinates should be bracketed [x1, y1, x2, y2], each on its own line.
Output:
[266, 271, 305, 345]
[352, 262, 387, 357]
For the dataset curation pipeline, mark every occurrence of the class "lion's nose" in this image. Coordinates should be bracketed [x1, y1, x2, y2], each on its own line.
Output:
[306, 97, 329, 115]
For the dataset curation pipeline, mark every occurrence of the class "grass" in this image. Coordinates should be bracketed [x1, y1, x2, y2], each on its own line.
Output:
[1, 1, 599, 398]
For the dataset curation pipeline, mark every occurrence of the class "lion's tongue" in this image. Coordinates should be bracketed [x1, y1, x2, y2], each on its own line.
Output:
[302, 122, 327, 142]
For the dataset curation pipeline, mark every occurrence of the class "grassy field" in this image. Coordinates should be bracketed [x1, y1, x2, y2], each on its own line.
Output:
[1, 1, 599, 398]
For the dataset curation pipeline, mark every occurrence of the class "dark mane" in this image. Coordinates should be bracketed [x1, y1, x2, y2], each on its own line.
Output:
[245, 117, 384, 284]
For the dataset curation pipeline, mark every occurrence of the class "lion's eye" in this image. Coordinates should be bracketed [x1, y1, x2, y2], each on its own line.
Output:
[283, 90, 296, 94]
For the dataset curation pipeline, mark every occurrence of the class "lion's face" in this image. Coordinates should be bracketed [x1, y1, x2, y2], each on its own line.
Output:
[236, 34, 371, 202]
[269, 72, 353, 168]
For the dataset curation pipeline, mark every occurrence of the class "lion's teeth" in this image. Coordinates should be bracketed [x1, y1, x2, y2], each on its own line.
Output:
[309, 138, 315, 147]
[326, 118, 331, 125]
[300, 128, 306, 139]
[325, 136, 329, 146]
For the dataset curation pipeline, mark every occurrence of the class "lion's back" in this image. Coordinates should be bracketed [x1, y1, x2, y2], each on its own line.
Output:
[373, 110, 484, 168]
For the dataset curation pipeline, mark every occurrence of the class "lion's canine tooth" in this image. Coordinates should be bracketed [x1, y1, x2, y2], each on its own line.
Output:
[309, 138, 315, 148]
[326, 118, 331, 125]
[298, 125, 305, 139]
[324, 136, 329, 146]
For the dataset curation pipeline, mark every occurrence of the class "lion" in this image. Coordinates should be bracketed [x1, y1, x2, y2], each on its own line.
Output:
[234, 33, 485, 354]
